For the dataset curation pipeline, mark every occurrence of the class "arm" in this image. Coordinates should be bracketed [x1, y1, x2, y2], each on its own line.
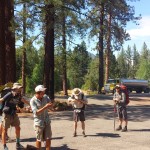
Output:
[0, 98, 3, 103]
[78, 95, 88, 105]
[21, 96, 30, 105]
[36, 102, 53, 115]
[119, 93, 126, 104]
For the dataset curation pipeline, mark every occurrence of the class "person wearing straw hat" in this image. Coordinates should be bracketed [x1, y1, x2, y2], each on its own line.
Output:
[0, 83, 29, 150]
[30, 85, 53, 150]
[113, 85, 128, 132]
[68, 88, 88, 137]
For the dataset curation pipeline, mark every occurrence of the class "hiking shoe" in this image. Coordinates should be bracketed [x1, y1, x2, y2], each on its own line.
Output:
[73, 132, 77, 137]
[16, 143, 24, 149]
[122, 126, 127, 132]
[116, 125, 122, 131]
[4, 145, 8, 150]
[82, 131, 86, 137]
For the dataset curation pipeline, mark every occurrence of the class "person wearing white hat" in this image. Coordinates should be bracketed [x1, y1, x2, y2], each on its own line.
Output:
[68, 88, 88, 137]
[0, 83, 29, 150]
[30, 85, 53, 150]
[113, 85, 128, 132]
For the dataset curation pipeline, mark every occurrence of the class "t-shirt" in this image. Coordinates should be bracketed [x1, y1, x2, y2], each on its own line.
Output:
[30, 94, 52, 127]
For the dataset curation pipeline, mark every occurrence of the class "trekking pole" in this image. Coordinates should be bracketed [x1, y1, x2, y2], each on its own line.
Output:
[114, 104, 117, 131]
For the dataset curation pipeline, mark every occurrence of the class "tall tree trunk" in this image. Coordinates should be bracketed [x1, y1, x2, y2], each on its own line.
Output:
[5, 0, 16, 83]
[22, 3, 27, 94]
[105, 11, 112, 83]
[98, 2, 104, 94]
[43, 4, 55, 100]
[62, 7, 68, 96]
[0, 1, 6, 85]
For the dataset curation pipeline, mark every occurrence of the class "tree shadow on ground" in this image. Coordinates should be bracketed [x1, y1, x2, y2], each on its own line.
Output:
[87, 133, 120, 138]
[52, 94, 150, 122]
[129, 129, 150, 132]
[52, 144, 77, 150]
[21, 137, 36, 142]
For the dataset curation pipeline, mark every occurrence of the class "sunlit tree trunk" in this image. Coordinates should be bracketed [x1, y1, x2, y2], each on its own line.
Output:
[62, 7, 68, 96]
[98, 1, 104, 94]
[105, 10, 112, 83]
[22, 3, 27, 94]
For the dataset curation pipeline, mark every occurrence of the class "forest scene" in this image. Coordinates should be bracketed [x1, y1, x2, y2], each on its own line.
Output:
[0, 0, 150, 99]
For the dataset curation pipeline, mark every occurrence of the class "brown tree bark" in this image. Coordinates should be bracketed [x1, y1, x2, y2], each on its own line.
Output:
[105, 11, 112, 83]
[0, 1, 6, 85]
[43, 4, 55, 100]
[22, 3, 27, 94]
[62, 8, 68, 96]
[98, 2, 104, 94]
[5, 0, 16, 83]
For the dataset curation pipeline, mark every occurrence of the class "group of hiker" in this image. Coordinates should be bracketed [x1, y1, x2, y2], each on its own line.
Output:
[0, 82, 128, 150]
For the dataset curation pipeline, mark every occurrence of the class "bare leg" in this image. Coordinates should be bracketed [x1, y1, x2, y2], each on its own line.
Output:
[15, 126, 20, 139]
[81, 121, 85, 131]
[2, 127, 7, 145]
[46, 139, 51, 150]
[74, 121, 77, 133]
[36, 140, 41, 150]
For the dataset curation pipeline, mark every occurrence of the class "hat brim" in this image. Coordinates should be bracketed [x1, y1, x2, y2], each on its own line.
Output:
[35, 88, 47, 92]
[12, 85, 23, 90]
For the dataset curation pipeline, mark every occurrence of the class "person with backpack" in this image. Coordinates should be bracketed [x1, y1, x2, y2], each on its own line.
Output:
[0, 83, 29, 150]
[68, 88, 88, 137]
[113, 85, 128, 132]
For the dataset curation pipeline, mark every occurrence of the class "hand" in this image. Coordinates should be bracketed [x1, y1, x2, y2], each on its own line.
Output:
[45, 102, 52, 109]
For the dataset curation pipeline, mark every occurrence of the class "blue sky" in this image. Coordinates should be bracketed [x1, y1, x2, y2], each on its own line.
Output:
[124, 0, 150, 52]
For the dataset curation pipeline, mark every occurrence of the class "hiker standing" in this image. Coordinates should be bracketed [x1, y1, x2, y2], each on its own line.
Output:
[113, 85, 128, 132]
[30, 85, 53, 150]
[68, 88, 88, 137]
[0, 83, 29, 150]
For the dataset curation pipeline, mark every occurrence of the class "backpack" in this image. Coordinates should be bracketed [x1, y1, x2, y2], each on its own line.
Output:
[0, 88, 11, 115]
[120, 85, 130, 105]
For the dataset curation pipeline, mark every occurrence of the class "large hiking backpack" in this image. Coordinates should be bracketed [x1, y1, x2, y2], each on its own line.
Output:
[0, 88, 11, 115]
[120, 85, 130, 105]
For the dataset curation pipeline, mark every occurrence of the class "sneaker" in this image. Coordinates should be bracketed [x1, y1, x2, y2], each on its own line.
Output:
[4, 145, 8, 150]
[122, 126, 127, 132]
[16, 143, 24, 149]
[116, 125, 122, 131]
[73, 132, 77, 137]
[82, 131, 86, 137]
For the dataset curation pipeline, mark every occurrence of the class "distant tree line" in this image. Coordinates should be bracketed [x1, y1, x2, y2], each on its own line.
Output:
[0, 0, 143, 96]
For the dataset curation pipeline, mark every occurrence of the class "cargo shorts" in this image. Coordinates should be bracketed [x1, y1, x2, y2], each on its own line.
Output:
[2, 113, 20, 129]
[117, 106, 127, 120]
[34, 123, 52, 141]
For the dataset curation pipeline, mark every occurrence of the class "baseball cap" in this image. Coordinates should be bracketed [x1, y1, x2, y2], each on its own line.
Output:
[35, 85, 47, 92]
[115, 85, 121, 89]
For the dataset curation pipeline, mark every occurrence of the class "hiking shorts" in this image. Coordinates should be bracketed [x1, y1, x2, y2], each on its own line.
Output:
[117, 106, 127, 120]
[73, 109, 85, 122]
[2, 113, 20, 129]
[34, 123, 52, 141]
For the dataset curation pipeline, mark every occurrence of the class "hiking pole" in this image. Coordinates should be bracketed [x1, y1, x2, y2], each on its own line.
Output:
[114, 104, 117, 131]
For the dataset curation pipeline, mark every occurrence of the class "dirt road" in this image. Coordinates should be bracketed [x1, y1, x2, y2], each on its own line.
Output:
[0, 93, 150, 150]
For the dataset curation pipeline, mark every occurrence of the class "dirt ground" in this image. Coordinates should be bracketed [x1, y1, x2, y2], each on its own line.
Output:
[0, 93, 150, 150]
